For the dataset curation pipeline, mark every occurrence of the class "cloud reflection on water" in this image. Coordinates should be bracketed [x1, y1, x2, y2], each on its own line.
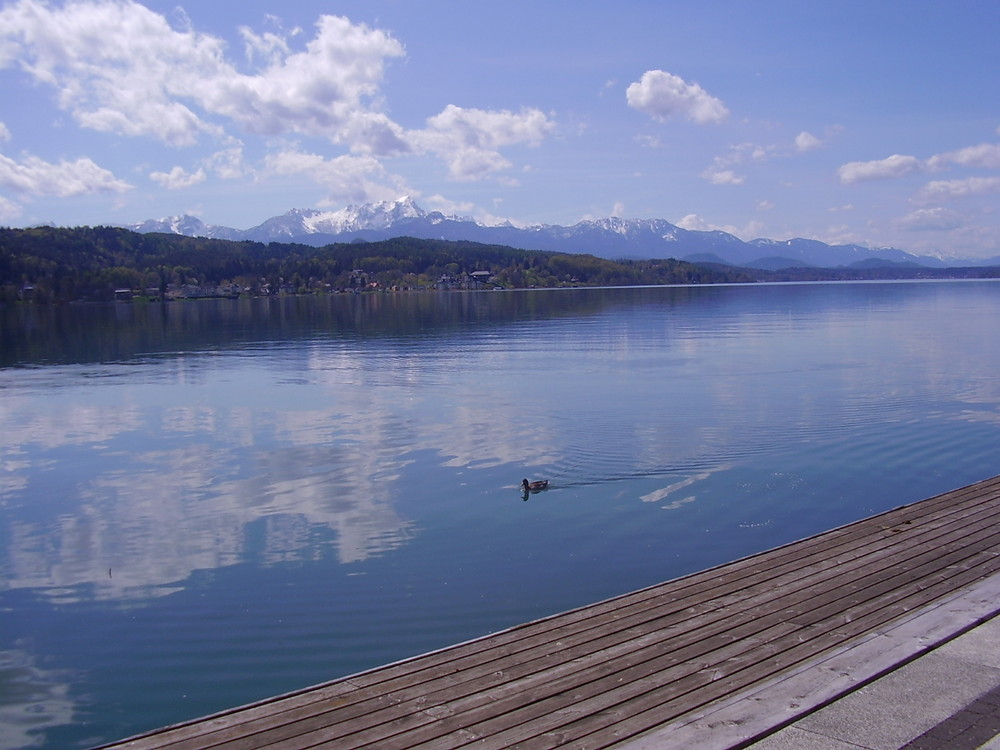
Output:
[0, 392, 420, 603]
[0, 328, 568, 604]
[0, 648, 75, 750]
[2, 283, 1000, 609]
[5, 285, 1000, 750]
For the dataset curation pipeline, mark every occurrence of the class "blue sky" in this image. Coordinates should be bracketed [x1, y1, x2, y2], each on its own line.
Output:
[1, 0, 999, 258]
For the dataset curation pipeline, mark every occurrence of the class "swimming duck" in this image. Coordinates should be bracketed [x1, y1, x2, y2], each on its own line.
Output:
[521, 478, 549, 492]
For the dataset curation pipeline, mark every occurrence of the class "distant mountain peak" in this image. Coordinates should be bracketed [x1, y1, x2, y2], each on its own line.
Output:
[130, 214, 206, 235]
[126, 198, 969, 269]
[128, 214, 240, 241]
[246, 197, 433, 237]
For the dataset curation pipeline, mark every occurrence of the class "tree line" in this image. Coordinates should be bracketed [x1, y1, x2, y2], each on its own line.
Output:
[6, 226, 996, 305]
[0, 226, 753, 303]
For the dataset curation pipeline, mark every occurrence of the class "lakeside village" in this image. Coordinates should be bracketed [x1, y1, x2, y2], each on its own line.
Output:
[97, 269, 508, 302]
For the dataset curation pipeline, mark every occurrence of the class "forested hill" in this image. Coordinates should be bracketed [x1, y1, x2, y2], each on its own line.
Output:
[0, 226, 752, 303]
[3, 226, 998, 304]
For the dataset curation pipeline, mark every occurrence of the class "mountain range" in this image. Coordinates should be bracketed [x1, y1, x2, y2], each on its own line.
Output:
[128, 197, 1000, 270]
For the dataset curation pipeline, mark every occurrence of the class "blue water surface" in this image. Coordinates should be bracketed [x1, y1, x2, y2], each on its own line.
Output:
[1, 281, 999, 749]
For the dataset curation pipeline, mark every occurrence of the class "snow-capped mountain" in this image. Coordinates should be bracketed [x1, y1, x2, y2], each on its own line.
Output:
[128, 214, 241, 240]
[247, 197, 428, 239]
[127, 198, 980, 269]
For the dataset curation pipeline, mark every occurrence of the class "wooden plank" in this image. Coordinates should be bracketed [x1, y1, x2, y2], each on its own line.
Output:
[354, 500, 1000, 748]
[618, 574, 1000, 750]
[97, 476, 1000, 750]
[215, 524, 996, 739]
[552, 562, 1000, 750]
[170, 524, 1000, 748]
[234, 512, 1000, 740]
[113, 484, 1000, 748]
[371, 549, 1000, 750]
[524, 536, 1000, 748]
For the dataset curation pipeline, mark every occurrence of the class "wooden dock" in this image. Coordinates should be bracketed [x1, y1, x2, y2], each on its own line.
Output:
[100, 475, 1000, 750]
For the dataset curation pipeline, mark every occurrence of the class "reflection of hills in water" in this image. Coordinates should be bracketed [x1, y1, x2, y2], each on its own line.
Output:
[0, 282, 934, 369]
[1, 287, 720, 367]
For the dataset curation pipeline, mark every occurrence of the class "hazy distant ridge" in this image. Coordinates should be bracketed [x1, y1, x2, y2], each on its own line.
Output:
[129, 198, 1000, 270]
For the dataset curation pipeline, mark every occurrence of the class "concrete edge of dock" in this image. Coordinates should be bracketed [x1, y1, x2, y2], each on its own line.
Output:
[621, 573, 1000, 749]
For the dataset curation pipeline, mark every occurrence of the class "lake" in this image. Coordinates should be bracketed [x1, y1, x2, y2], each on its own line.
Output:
[2, 281, 1000, 749]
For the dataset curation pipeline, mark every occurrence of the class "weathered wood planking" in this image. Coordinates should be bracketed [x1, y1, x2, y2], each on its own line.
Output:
[98, 475, 1000, 750]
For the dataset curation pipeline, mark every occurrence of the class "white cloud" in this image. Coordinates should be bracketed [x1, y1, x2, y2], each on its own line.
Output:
[747, 144, 775, 161]
[915, 176, 1000, 203]
[207, 144, 247, 180]
[337, 113, 410, 157]
[626, 70, 729, 125]
[837, 154, 923, 183]
[703, 134, 821, 187]
[819, 224, 864, 246]
[0, 122, 10, 142]
[795, 131, 822, 152]
[424, 195, 474, 216]
[0, 194, 22, 222]
[424, 194, 517, 226]
[0, 0, 224, 146]
[0, 153, 132, 197]
[839, 138, 1000, 187]
[0, 1, 407, 150]
[150, 166, 207, 189]
[893, 207, 964, 231]
[676, 213, 764, 240]
[210, 14, 408, 152]
[0, 2, 556, 196]
[676, 214, 714, 231]
[702, 167, 745, 185]
[238, 20, 295, 67]
[411, 105, 554, 181]
[264, 149, 405, 204]
[927, 142, 1000, 171]
[701, 147, 751, 185]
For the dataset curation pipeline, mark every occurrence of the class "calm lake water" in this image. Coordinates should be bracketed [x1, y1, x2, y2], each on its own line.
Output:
[2, 281, 1000, 749]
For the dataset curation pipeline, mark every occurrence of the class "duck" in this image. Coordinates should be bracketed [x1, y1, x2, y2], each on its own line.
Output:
[521, 478, 549, 493]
